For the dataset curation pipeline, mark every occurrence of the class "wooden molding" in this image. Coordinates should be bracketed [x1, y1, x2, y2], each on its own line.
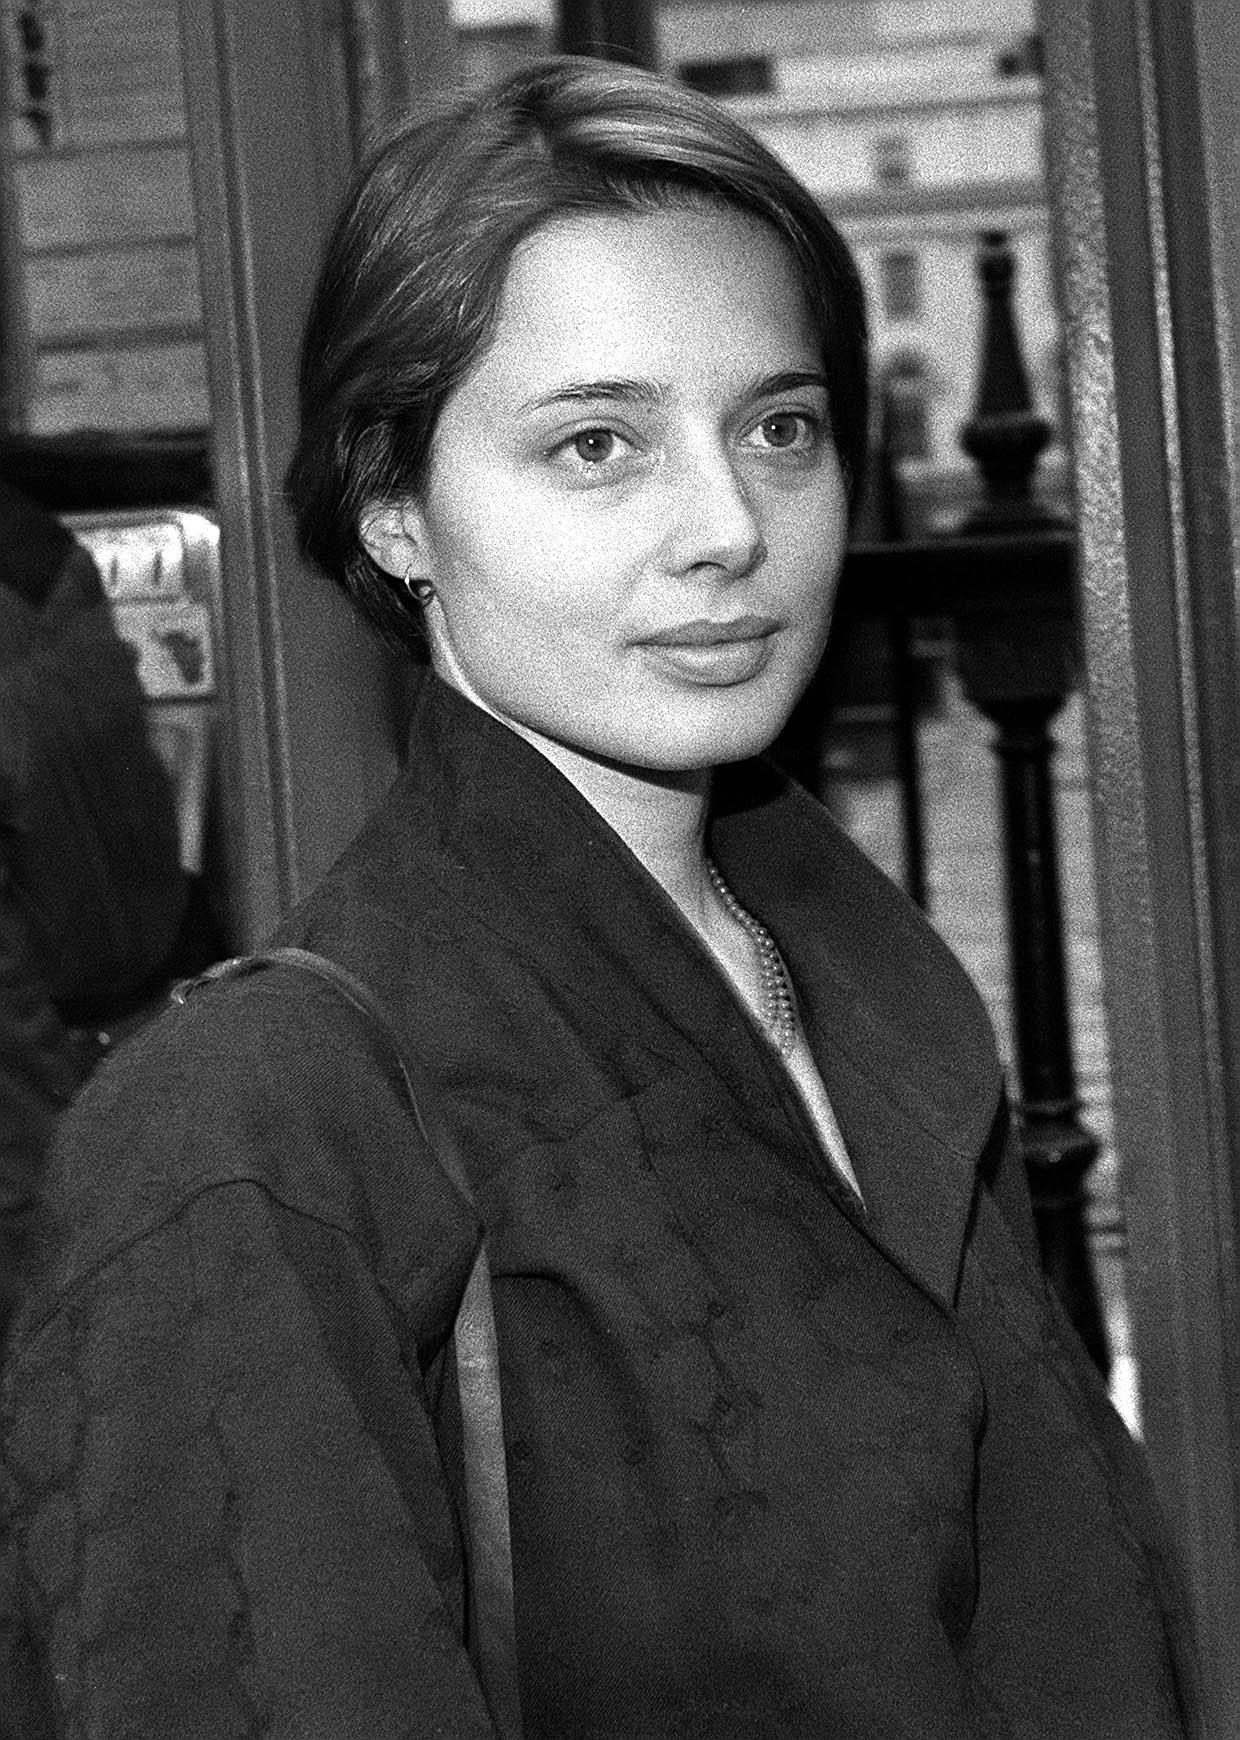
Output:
[1043, 0, 1240, 1724]
[177, 0, 409, 946]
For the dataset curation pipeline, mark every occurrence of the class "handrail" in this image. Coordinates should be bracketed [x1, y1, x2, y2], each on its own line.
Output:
[0, 429, 212, 512]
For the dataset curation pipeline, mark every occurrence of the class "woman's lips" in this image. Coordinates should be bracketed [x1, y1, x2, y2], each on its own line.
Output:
[638, 617, 778, 684]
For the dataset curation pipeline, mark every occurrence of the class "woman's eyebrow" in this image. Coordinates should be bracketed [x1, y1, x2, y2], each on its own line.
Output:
[518, 377, 667, 414]
[745, 369, 830, 401]
[518, 369, 830, 416]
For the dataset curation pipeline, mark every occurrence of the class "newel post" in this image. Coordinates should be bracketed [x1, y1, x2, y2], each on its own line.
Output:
[954, 232, 1109, 1371]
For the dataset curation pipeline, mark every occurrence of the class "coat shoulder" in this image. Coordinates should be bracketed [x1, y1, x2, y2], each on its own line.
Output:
[25, 963, 477, 1328]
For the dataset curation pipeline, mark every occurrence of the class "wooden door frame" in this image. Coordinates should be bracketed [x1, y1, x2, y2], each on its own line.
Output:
[1042, 0, 1240, 1726]
[177, 0, 455, 947]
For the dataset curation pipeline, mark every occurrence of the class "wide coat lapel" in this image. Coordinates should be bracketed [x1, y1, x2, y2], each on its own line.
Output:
[711, 760, 1004, 1311]
[303, 674, 1004, 1314]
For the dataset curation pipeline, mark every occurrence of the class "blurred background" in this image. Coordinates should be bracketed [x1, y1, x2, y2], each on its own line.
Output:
[0, 0, 1064, 507]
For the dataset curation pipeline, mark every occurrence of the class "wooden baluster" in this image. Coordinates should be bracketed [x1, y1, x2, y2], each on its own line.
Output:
[890, 610, 929, 910]
[954, 232, 1110, 1372]
[877, 382, 931, 911]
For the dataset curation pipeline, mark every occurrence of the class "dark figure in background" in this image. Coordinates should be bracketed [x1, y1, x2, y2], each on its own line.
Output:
[0, 480, 186, 1344]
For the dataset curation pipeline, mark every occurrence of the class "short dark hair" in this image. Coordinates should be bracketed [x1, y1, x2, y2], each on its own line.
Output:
[286, 56, 870, 655]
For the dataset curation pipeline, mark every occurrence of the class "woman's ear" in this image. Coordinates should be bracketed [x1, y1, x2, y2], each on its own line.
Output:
[358, 500, 430, 583]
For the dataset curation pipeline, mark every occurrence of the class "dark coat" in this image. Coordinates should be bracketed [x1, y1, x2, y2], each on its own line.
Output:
[0, 673, 1196, 1738]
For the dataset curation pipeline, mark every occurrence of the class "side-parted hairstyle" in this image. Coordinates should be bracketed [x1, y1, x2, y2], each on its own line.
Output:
[286, 55, 870, 656]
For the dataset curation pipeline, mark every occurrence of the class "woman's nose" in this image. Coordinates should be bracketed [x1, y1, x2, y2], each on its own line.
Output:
[661, 444, 766, 579]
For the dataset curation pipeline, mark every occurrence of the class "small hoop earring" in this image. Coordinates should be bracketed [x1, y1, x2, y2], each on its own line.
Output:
[403, 570, 434, 607]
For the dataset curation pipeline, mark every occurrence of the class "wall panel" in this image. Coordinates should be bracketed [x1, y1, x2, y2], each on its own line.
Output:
[2, 0, 205, 430]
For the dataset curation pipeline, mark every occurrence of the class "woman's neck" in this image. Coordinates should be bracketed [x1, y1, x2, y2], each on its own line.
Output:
[532, 733, 714, 922]
[432, 666, 787, 1049]
[431, 658, 714, 922]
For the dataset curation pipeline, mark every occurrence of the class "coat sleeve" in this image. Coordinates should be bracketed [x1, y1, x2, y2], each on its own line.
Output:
[0, 975, 502, 1740]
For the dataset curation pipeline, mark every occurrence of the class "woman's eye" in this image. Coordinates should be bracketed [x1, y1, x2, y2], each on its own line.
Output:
[746, 412, 818, 453]
[551, 427, 631, 472]
[572, 428, 617, 464]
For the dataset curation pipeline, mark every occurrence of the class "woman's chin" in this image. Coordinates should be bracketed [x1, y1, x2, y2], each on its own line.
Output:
[476, 676, 810, 779]
[649, 690, 805, 770]
[578, 710, 798, 777]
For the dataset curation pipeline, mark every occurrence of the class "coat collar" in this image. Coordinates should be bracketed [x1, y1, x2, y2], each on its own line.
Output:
[304, 672, 1003, 1311]
[711, 762, 1002, 1308]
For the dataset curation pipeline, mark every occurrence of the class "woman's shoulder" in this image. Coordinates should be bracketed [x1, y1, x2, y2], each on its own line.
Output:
[33, 961, 477, 1319]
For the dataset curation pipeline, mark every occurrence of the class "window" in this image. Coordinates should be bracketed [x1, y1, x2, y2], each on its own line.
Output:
[880, 250, 921, 321]
[872, 133, 912, 187]
[11, 2, 56, 148]
[678, 56, 772, 99]
[1043, 336, 1069, 441]
[882, 353, 933, 463]
[995, 34, 1044, 78]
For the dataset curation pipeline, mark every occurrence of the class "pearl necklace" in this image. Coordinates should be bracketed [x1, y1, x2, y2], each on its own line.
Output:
[706, 859, 798, 1058]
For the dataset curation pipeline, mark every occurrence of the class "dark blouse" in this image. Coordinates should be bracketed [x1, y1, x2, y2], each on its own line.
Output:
[0, 673, 1196, 1738]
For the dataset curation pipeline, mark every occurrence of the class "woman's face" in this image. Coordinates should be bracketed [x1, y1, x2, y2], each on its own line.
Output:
[374, 201, 850, 775]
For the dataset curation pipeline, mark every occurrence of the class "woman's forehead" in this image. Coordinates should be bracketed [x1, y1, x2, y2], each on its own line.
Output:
[466, 204, 821, 405]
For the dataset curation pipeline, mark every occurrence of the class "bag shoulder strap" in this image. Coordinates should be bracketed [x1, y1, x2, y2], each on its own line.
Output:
[173, 947, 524, 1740]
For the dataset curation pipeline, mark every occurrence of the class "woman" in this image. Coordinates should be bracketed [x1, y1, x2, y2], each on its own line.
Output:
[1, 57, 1196, 1739]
